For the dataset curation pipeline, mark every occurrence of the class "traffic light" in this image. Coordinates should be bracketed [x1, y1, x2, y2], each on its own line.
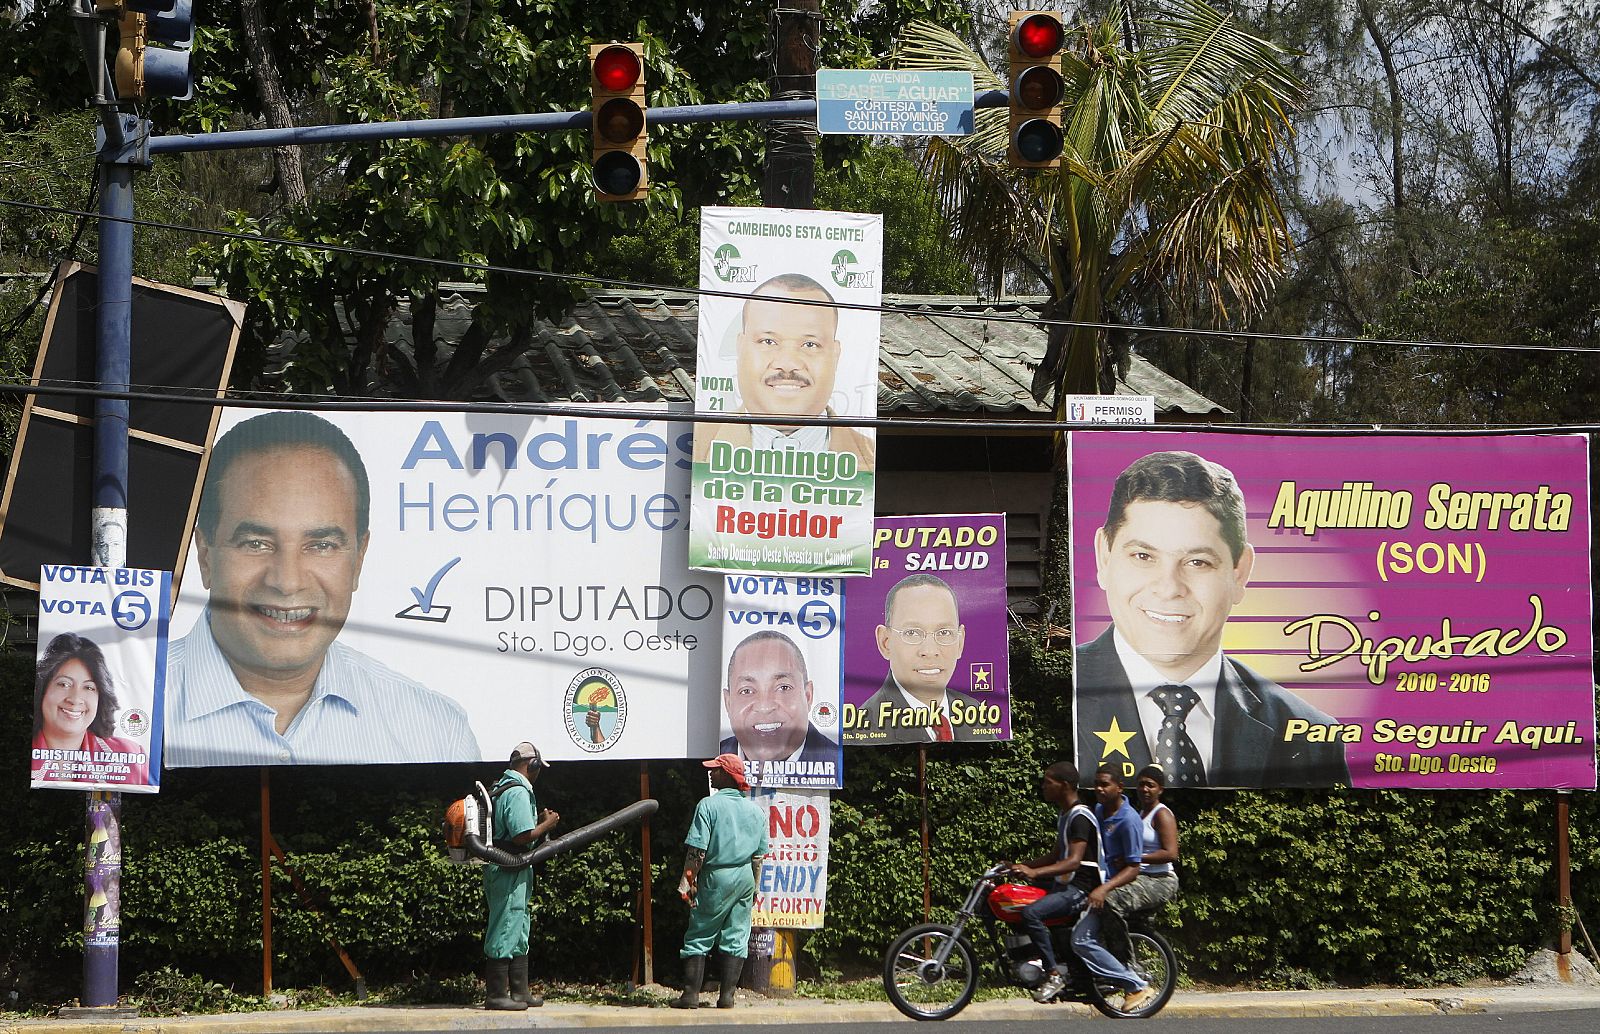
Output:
[101, 0, 196, 102]
[589, 42, 647, 202]
[1008, 11, 1066, 168]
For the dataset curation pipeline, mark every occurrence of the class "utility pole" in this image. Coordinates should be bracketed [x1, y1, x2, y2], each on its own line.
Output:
[763, 0, 819, 208]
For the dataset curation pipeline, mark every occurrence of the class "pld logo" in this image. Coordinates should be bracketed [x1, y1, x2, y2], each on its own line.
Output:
[830, 249, 876, 290]
[712, 243, 757, 283]
[564, 668, 628, 752]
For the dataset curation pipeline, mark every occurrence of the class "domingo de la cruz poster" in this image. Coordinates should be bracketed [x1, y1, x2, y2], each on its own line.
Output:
[1069, 432, 1595, 790]
[751, 787, 830, 929]
[33, 565, 170, 792]
[842, 515, 1012, 744]
[719, 574, 844, 789]
[690, 206, 883, 576]
[165, 407, 722, 767]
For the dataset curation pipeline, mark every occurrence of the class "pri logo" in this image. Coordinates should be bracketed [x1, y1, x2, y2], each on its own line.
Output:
[830, 249, 876, 290]
[712, 243, 757, 284]
[563, 668, 628, 752]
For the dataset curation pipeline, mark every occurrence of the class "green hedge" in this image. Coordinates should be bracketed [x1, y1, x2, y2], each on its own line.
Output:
[1, 641, 1595, 1006]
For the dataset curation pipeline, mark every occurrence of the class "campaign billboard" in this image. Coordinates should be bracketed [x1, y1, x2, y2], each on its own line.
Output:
[1069, 432, 1595, 789]
[718, 575, 844, 789]
[33, 565, 170, 792]
[841, 515, 1012, 744]
[690, 206, 882, 576]
[164, 408, 722, 767]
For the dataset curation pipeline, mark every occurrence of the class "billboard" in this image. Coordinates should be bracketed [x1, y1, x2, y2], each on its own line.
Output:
[165, 408, 722, 767]
[717, 575, 844, 789]
[33, 565, 170, 792]
[841, 515, 1012, 744]
[1069, 432, 1595, 789]
[689, 206, 882, 576]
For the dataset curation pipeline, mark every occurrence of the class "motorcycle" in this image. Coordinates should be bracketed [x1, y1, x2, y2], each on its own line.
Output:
[881, 863, 1177, 1020]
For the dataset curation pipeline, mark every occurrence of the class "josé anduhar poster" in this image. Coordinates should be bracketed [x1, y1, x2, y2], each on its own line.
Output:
[689, 206, 883, 576]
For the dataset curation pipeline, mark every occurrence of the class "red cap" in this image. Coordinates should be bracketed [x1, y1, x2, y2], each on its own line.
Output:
[702, 753, 750, 791]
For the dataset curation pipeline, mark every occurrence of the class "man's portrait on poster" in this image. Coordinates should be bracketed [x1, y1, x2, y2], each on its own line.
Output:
[693, 273, 875, 469]
[166, 411, 479, 766]
[854, 573, 994, 743]
[1075, 450, 1350, 787]
[719, 629, 837, 765]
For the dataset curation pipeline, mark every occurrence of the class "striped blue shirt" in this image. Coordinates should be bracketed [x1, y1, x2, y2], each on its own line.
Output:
[164, 611, 481, 767]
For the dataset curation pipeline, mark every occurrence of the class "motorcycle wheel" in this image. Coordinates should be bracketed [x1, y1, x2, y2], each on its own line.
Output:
[882, 923, 979, 1021]
[1088, 930, 1177, 1019]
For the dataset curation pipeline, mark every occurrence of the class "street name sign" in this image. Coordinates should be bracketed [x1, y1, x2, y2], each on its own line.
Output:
[816, 69, 974, 136]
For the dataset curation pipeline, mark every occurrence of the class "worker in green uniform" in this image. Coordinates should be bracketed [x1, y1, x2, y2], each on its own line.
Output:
[482, 742, 560, 1011]
[673, 753, 769, 1010]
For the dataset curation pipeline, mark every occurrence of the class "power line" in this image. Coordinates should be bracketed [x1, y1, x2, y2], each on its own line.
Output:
[3, 376, 1595, 436]
[2, 194, 1597, 357]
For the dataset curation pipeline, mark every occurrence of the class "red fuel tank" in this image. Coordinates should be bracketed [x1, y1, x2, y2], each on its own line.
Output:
[987, 882, 1046, 922]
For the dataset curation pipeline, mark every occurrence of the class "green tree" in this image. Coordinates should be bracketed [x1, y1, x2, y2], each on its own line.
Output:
[896, 1, 1305, 403]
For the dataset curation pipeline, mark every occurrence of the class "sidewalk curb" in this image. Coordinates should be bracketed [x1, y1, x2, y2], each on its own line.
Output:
[7, 988, 1599, 1032]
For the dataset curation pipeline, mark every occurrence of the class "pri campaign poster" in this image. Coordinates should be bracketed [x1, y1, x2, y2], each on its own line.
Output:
[165, 407, 722, 767]
[33, 565, 170, 793]
[842, 515, 1012, 744]
[752, 787, 830, 929]
[690, 206, 883, 576]
[719, 575, 844, 789]
[1069, 432, 1595, 789]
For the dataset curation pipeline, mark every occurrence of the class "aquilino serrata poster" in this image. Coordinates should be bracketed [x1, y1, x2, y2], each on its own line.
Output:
[842, 515, 1012, 744]
[1068, 431, 1594, 789]
[690, 206, 882, 576]
[718, 574, 845, 789]
[33, 565, 171, 792]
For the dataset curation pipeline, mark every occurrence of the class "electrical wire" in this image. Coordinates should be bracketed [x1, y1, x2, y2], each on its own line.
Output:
[2, 194, 1597, 357]
[0, 175, 101, 352]
[4, 376, 1596, 435]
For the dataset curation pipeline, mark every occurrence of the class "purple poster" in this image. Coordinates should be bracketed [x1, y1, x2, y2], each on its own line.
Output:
[842, 515, 1012, 744]
[1069, 432, 1595, 789]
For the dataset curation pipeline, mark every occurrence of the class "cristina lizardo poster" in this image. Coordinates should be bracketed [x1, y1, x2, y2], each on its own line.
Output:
[1068, 431, 1594, 790]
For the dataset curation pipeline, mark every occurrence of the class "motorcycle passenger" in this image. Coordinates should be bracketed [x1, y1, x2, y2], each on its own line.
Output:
[1071, 765, 1157, 1013]
[1121, 764, 1180, 911]
[1008, 760, 1099, 1003]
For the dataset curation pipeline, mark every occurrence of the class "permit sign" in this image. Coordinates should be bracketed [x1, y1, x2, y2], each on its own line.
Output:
[817, 70, 974, 136]
[1061, 394, 1156, 425]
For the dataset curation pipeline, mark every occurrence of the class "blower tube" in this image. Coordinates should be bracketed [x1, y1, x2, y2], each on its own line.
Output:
[464, 798, 659, 869]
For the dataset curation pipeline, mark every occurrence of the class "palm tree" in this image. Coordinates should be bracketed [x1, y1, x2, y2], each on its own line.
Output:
[895, 0, 1304, 401]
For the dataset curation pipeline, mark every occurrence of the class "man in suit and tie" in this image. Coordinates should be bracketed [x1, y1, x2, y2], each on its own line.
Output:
[854, 574, 992, 743]
[1074, 451, 1349, 788]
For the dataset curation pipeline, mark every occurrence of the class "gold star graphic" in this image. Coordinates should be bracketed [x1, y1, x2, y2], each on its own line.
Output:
[1094, 717, 1137, 760]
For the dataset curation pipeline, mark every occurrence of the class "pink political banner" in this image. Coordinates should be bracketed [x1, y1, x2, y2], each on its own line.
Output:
[1069, 432, 1594, 789]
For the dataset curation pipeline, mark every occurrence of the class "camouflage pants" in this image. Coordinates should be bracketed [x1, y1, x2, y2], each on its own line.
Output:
[1103, 873, 1179, 961]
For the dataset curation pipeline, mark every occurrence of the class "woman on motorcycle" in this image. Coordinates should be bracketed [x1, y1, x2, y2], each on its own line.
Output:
[1125, 764, 1179, 908]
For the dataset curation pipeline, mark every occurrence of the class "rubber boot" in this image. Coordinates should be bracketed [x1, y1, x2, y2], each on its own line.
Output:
[509, 954, 543, 1008]
[672, 955, 706, 1009]
[483, 958, 526, 1011]
[717, 955, 744, 1009]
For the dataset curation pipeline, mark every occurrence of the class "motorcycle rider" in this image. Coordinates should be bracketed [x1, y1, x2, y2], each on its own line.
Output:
[1008, 760, 1099, 1003]
[1072, 765, 1157, 1013]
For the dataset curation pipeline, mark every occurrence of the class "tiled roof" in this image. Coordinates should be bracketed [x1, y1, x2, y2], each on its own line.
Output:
[304, 285, 1228, 418]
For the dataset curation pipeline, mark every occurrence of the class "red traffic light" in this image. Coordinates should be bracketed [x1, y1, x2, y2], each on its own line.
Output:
[1014, 13, 1065, 58]
[593, 44, 642, 92]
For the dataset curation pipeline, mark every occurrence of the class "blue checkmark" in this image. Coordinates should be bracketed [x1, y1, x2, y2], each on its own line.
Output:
[411, 557, 462, 612]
